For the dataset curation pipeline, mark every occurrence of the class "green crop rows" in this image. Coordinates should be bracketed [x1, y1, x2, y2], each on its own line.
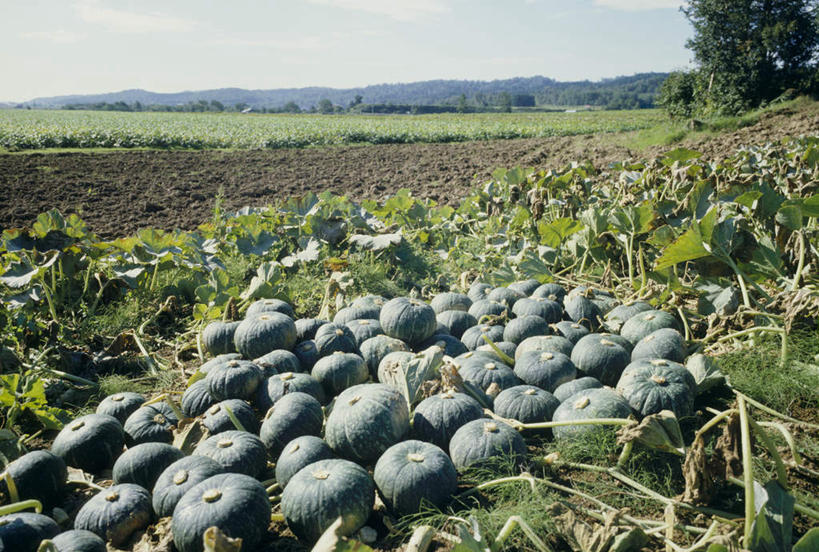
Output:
[0, 109, 666, 151]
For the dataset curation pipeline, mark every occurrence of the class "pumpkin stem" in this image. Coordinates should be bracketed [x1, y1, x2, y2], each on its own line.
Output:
[407, 453, 426, 463]
[202, 489, 222, 503]
[312, 470, 330, 480]
[574, 396, 591, 409]
[173, 470, 189, 485]
[105, 492, 119, 502]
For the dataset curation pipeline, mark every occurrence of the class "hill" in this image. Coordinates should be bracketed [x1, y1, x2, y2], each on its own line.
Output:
[17, 74, 667, 111]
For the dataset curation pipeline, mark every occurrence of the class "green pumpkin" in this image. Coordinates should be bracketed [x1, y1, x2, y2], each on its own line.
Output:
[503, 315, 550, 345]
[312, 351, 368, 397]
[275, 435, 335, 489]
[204, 359, 263, 401]
[281, 458, 375, 543]
[193, 431, 268, 479]
[467, 299, 509, 323]
[181, 380, 217, 418]
[631, 328, 686, 363]
[293, 339, 320, 370]
[553, 377, 603, 403]
[171, 473, 271, 552]
[253, 371, 326, 412]
[412, 390, 484, 449]
[380, 297, 437, 345]
[324, 383, 409, 465]
[314, 323, 359, 357]
[486, 287, 525, 309]
[201, 321, 240, 356]
[508, 278, 542, 296]
[123, 403, 179, 446]
[531, 283, 566, 303]
[460, 324, 505, 351]
[259, 392, 324, 459]
[550, 321, 590, 345]
[345, 318, 384, 347]
[202, 399, 259, 434]
[430, 292, 472, 314]
[334, 305, 381, 325]
[515, 334, 574, 361]
[570, 334, 631, 386]
[359, 335, 411, 379]
[1, 450, 67, 508]
[245, 298, 296, 319]
[603, 301, 652, 333]
[564, 294, 602, 330]
[475, 340, 517, 362]
[620, 310, 680, 345]
[295, 318, 328, 342]
[511, 297, 562, 323]
[492, 385, 559, 423]
[449, 419, 526, 470]
[194, 353, 242, 376]
[436, 310, 478, 339]
[112, 442, 185, 490]
[513, 350, 576, 392]
[373, 440, 457, 516]
[351, 294, 388, 310]
[418, 334, 470, 357]
[467, 282, 493, 303]
[252, 349, 302, 376]
[151, 456, 224, 518]
[48, 529, 107, 552]
[551, 388, 632, 440]
[616, 359, 696, 417]
[51, 413, 124, 473]
[74, 484, 153, 547]
[233, 312, 298, 358]
[0, 512, 60, 552]
[96, 392, 146, 424]
[457, 358, 521, 397]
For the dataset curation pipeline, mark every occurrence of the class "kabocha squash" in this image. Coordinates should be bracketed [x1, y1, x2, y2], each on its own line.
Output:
[457, 358, 520, 396]
[468, 299, 509, 322]
[245, 297, 296, 319]
[171, 473, 271, 552]
[553, 376, 603, 403]
[550, 321, 590, 345]
[564, 294, 602, 330]
[620, 310, 679, 345]
[631, 328, 686, 363]
[351, 294, 387, 310]
[0, 513, 60, 552]
[493, 385, 559, 423]
[512, 297, 562, 323]
[334, 305, 381, 325]
[96, 392, 145, 424]
[449, 419, 526, 470]
[1, 450, 67, 508]
[503, 315, 549, 345]
[604, 301, 652, 333]
[281, 458, 375, 542]
[193, 430, 268, 479]
[253, 371, 326, 412]
[461, 324, 505, 351]
[324, 383, 409, 465]
[551, 388, 632, 440]
[515, 334, 574, 361]
[345, 319, 383, 346]
[253, 349, 301, 376]
[51, 413, 124, 473]
[259, 392, 324, 458]
[233, 312, 297, 358]
[486, 287, 525, 309]
[204, 359, 263, 401]
[513, 350, 576, 393]
[314, 322, 359, 357]
[181, 380, 217, 418]
[380, 297, 437, 345]
[312, 352, 368, 397]
[570, 334, 631, 386]
[49, 529, 107, 552]
[359, 335, 410, 378]
[295, 318, 328, 342]
[508, 278, 541, 296]
[374, 440, 457, 516]
[112, 442, 185, 490]
[616, 359, 696, 417]
[202, 399, 259, 435]
[531, 283, 566, 303]
[476, 340, 517, 362]
[598, 332, 634, 354]
[436, 310, 477, 339]
[294, 339, 320, 370]
[151, 456, 224, 518]
[275, 435, 335, 488]
[467, 282, 493, 303]
[74, 484, 152, 547]
[195, 353, 241, 376]
[418, 334, 469, 357]
[201, 321, 240, 356]
[412, 390, 484, 449]
[123, 402, 179, 446]
[430, 291, 472, 314]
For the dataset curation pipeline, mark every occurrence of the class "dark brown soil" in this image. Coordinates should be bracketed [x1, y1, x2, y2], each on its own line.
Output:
[2, 107, 818, 239]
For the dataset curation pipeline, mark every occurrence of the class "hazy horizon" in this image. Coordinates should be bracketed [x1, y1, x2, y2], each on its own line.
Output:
[1, 0, 691, 103]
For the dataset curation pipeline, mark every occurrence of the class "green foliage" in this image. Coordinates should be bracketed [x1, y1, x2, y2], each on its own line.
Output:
[0, 371, 71, 430]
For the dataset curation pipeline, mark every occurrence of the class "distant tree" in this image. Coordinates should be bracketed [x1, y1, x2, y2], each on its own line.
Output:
[498, 92, 512, 113]
[210, 100, 224, 112]
[349, 94, 363, 108]
[456, 93, 468, 113]
[474, 92, 488, 107]
[234, 102, 249, 112]
[282, 101, 301, 113]
[317, 98, 334, 114]
[512, 94, 535, 107]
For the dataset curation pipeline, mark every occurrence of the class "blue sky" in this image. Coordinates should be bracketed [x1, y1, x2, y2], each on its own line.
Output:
[0, 0, 692, 102]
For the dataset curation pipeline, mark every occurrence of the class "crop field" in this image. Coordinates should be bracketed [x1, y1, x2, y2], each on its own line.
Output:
[0, 108, 667, 150]
[1, 118, 819, 552]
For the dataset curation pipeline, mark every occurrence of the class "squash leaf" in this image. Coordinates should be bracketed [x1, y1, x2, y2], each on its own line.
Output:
[348, 232, 403, 252]
[312, 517, 375, 552]
[748, 480, 794, 552]
[685, 354, 726, 396]
[793, 528, 819, 552]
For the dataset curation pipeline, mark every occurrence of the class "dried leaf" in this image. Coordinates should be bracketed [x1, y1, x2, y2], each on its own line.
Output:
[104, 332, 139, 357]
[174, 419, 209, 455]
[133, 516, 174, 552]
[714, 411, 743, 480]
[681, 436, 715, 504]
[312, 517, 375, 552]
[203, 526, 242, 552]
[616, 410, 685, 456]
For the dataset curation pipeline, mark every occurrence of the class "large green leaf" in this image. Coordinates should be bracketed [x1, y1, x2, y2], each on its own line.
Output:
[537, 218, 584, 248]
[776, 204, 803, 231]
[240, 262, 284, 301]
[348, 232, 402, 252]
[748, 480, 794, 552]
[654, 225, 710, 270]
[794, 528, 819, 552]
[661, 147, 702, 166]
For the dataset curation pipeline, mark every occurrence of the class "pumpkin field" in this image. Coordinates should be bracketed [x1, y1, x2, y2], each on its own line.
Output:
[1, 109, 819, 552]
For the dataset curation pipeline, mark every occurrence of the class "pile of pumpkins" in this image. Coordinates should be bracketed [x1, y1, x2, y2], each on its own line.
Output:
[0, 279, 704, 551]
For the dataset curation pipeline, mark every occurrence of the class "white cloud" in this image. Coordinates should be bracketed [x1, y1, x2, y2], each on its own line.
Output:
[593, 0, 682, 11]
[19, 30, 86, 44]
[305, 0, 451, 21]
[74, 0, 197, 33]
[214, 36, 325, 51]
